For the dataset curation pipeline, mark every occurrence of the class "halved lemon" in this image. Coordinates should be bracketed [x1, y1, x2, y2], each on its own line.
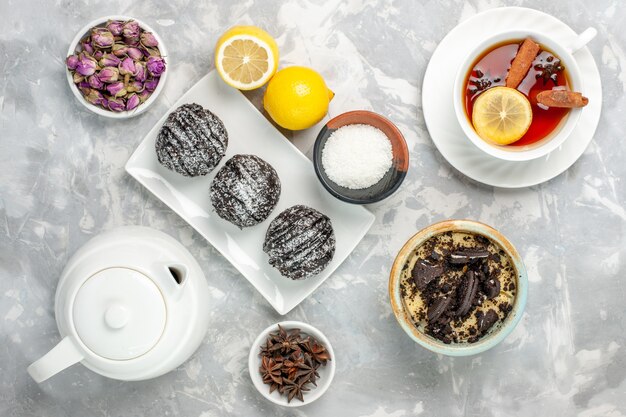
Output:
[215, 26, 279, 90]
[472, 86, 533, 145]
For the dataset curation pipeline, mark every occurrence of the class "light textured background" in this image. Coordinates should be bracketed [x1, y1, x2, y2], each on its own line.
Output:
[1, 0, 625, 416]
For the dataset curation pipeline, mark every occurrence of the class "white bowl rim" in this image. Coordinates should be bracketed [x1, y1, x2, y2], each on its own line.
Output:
[248, 321, 336, 407]
[452, 29, 584, 162]
[65, 15, 169, 119]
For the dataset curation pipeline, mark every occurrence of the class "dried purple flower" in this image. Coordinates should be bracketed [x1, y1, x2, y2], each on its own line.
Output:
[81, 41, 94, 55]
[106, 20, 124, 36]
[126, 80, 144, 93]
[99, 53, 120, 67]
[127, 47, 143, 60]
[106, 81, 127, 97]
[144, 47, 161, 57]
[119, 57, 136, 75]
[66, 55, 79, 70]
[122, 21, 140, 40]
[144, 77, 159, 92]
[134, 62, 147, 82]
[92, 28, 114, 48]
[87, 75, 104, 89]
[112, 43, 128, 57]
[75, 53, 97, 76]
[140, 32, 158, 48]
[85, 89, 105, 106]
[93, 50, 104, 60]
[97, 67, 119, 83]
[138, 89, 151, 102]
[107, 97, 125, 112]
[146, 56, 166, 77]
[72, 72, 84, 84]
[126, 93, 140, 110]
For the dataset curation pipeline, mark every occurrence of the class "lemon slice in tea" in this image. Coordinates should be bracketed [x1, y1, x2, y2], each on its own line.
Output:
[472, 86, 533, 145]
[215, 26, 279, 90]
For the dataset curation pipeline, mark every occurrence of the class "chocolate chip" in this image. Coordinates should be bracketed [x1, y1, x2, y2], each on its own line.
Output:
[482, 263, 489, 277]
[478, 309, 499, 333]
[455, 271, 479, 317]
[483, 276, 501, 299]
[449, 249, 489, 265]
[411, 259, 444, 290]
[427, 296, 452, 322]
[475, 270, 486, 282]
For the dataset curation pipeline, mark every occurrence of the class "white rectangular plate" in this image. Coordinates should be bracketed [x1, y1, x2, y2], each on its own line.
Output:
[126, 71, 375, 314]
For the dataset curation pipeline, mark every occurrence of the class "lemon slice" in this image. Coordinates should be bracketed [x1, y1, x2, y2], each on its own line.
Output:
[215, 26, 279, 90]
[472, 86, 533, 145]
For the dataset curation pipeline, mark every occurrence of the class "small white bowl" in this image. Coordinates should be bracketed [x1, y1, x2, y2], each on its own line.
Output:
[248, 321, 336, 408]
[66, 15, 169, 119]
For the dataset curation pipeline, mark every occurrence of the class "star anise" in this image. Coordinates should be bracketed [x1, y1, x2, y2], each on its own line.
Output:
[282, 350, 305, 380]
[282, 378, 310, 403]
[259, 338, 273, 357]
[295, 353, 320, 386]
[269, 325, 302, 354]
[301, 339, 331, 365]
[259, 356, 282, 387]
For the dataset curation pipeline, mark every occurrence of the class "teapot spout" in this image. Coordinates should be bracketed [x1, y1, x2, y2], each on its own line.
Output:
[151, 262, 189, 301]
[27, 336, 84, 383]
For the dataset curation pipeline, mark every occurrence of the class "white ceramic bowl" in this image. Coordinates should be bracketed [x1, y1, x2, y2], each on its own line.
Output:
[453, 28, 596, 161]
[248, 321, 336, 407]
[66, 15, 169, 119]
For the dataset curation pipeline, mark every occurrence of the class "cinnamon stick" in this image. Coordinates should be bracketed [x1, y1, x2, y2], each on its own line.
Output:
[505, 38, 541, 88]
[536, 90, 589, 108]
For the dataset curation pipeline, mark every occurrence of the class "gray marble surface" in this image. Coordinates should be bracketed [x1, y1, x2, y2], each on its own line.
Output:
[2, 0, 625, 416]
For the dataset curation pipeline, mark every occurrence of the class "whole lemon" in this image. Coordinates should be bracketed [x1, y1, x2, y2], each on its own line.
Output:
[263, 66, 334, 130]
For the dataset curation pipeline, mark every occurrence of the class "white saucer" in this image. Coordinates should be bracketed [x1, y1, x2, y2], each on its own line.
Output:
[422, 7, 602, 188]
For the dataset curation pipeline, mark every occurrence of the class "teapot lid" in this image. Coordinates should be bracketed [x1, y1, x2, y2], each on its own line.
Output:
[72, 267, 166, 360]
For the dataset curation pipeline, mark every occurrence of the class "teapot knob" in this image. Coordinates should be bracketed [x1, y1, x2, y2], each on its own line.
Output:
[104, 304, 130, 329]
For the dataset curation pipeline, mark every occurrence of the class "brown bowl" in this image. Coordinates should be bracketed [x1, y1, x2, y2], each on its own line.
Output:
[313, 110, 409, 204]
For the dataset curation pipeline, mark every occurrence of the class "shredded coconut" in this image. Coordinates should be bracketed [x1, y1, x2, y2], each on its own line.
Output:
[321, 124, 393, 189]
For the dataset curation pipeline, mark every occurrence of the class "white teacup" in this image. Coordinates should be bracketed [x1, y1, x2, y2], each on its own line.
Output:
[453, 27, 596, 161]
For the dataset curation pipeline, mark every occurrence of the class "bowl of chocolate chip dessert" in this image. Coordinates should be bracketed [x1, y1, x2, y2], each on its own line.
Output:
[389, 220, 528, 356]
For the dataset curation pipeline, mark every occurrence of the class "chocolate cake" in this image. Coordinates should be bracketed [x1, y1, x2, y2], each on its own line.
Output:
[155, 103, 228, 177]
[210, 154, 281, 228]
[263, 205, 335, 280]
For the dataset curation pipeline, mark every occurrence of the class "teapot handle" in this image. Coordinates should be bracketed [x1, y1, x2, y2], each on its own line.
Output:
[27, 336, 84, 383]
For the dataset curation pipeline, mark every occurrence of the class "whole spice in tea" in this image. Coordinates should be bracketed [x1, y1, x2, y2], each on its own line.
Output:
[66, 19, 166, 112]
[258, 325, 331, 403]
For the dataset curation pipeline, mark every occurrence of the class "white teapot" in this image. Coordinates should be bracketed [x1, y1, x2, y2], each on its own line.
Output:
[28, 227, 210, 382]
